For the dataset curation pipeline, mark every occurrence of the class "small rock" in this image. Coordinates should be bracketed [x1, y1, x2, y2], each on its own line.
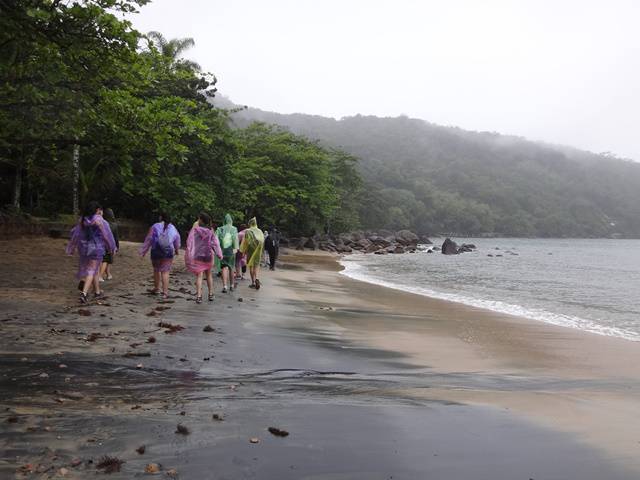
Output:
[77, 309, 92, 316]
[249, 437, 260, 444]
[70, 458, 82, 467]
[144, 463, 161, 474]
[39, 373, 49, 378]
[166, 468, 178, 477]
[136, 445, 146, 455]
[212, 413, 224, 421]
[268, 427, 290, 437]
[136, 363, 143, 369]
[175, 423, 190, 435]
[203, 325, 214, 332]
[237, 298, 243, 302]
[59, 364, 67, 369]
[147, 336, 156, 343]
[58, 467, 69, 476]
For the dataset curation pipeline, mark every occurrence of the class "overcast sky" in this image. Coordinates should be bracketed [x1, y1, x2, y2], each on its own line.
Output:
[131, 0, 640, 160]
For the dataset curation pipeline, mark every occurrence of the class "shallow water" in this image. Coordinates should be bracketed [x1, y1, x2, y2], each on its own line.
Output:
[341, 238, 640, 341]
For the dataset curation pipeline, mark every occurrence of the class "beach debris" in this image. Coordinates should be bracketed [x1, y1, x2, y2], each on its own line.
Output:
[136, 445, 146, 455]
[203, 357, 210, 361]
[38, 372, 49, 378]
[268, 427, 289, 437]
[77, 309, 92, 316]
[17, 464, 36, 474]
[59, 364, 68, 369]
[146, 310, 158, 317]
[175, 423, 190, 435]
[96, 456, 124, 473]
[203, 325, 214, 332]
[136, 363, 144, 369]
[144, 463, 161, 473]
[212, 413, 224, 421]
[87, 332, 101, 342]
[70, 458, 82, 467]
[147, 336, 157, 343]
[249, 437, 260, 444]
[58, 467, 69, 476]
[123, 351, 151, 357]
[179, 411, 186, 416]
[158, 321, 184, 334]
[130, 342, 142, 348]
[167, 468, 178, 477]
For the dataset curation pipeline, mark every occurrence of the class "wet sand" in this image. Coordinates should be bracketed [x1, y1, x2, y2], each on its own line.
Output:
[1, 239, 639, 479]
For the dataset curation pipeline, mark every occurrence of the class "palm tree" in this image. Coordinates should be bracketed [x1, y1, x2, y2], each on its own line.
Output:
[146, 31, 201, 72]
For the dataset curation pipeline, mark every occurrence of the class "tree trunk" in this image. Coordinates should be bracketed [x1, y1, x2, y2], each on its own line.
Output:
[12, 164, 22, 210]
[72, 142, 80, 215]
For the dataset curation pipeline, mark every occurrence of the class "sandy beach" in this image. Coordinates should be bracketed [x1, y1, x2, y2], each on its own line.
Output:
[1, 238, 639, 479]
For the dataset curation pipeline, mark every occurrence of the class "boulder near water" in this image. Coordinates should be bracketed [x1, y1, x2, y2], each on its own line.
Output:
[441, 238, 459, 255]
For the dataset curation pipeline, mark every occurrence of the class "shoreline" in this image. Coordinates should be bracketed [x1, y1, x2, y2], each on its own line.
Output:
[339, 253, 640, 342]
[279, 250, 640, 470]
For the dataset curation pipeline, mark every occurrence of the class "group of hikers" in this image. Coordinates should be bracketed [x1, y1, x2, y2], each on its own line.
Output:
[65, 201, 280, 304]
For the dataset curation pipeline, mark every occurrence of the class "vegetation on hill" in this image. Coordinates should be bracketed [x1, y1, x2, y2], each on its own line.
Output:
[221, 99, 640, 237]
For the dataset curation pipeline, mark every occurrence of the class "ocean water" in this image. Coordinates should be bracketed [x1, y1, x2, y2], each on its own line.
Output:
[339, 238, 640, 342]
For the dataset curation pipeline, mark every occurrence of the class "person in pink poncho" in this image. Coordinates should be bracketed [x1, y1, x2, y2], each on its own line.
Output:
[66, 201, 117, 304]
[140, 212, 181, 299]
[185, 212, 222, 304]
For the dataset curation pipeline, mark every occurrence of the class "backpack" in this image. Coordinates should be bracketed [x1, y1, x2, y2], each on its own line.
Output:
[221, 230, 233, 249]
[154, 228, 174, 258]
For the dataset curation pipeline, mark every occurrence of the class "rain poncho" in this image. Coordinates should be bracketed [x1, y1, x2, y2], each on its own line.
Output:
[216, 213, 239, 270]
[185, 224, 222, 274]
[239, 217, 265, 267]
[66, 214, 117, 279]
[140, 222, 181, 272]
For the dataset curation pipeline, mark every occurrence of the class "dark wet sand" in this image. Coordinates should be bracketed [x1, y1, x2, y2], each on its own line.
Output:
[1, 240, 639, 479]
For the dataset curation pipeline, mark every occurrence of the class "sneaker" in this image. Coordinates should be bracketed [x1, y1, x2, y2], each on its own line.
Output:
[196, 295, 202, 304]
[79, 292, 88, 304]
[222, 286, 227, 294]
[249, 283, 256, 289]
[106, 274, 113, 280]
[99, 277, 105, 283]
[255, 279, 261, 290]
[94, 291, 104, 299]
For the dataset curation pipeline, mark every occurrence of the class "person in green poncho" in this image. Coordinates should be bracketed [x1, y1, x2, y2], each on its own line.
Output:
[216, 213, 239, 293]
[239, 217, 265, 290]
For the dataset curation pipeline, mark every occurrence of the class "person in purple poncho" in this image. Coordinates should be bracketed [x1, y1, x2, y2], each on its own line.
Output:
[140, 212, 181, 299]
[66, 201, 117, 304]
[185, 212, 223, 304]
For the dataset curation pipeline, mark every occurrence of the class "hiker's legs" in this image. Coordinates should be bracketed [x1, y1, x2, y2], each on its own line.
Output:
[196, 272, 203, 297]
[161, 271, 170, 296]
[153, 270, 161, 292]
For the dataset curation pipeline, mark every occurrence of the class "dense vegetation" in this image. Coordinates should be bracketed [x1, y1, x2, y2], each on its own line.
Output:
[221, 100, 640, 238]
[0, 0, 360, 235]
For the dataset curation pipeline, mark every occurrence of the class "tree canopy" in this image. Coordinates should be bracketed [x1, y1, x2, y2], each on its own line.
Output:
[0, 0, 360, 235]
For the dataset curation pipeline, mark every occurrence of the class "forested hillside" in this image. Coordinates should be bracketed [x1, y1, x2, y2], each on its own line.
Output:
[218, 97, 640, 237]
